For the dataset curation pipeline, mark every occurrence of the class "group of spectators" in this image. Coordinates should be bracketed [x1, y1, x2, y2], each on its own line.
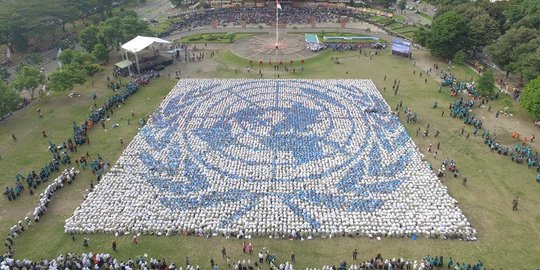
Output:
[3, 69, 158, 202]
[3, 139, 75, 201]
[168, 6, 357, 32]
[440, 77, 540, 183]
[0, 252, 176, 270]
[4, 167, 79, 258]
[0, 249, 490, 270]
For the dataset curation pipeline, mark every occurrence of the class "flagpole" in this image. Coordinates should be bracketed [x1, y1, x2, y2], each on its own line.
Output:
[275, 2, 279, 47]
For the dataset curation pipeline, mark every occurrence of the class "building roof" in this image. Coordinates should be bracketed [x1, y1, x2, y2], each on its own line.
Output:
[121, 36, 171, 53]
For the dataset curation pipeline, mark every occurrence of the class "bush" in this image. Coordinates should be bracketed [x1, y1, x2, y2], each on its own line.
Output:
[453, 51, 467, 65]
[520, 76, 540, 118]
[188, 36, 203, 41]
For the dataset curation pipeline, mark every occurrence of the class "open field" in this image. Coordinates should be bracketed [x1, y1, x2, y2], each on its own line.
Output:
[1, 47, 540, 269]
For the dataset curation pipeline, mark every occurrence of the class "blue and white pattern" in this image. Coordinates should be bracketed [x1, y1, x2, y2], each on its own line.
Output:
[66, 79, 475, 239]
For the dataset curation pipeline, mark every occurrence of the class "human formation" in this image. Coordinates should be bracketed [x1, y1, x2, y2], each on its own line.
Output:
[5, 168, 79, 258]
[65, 79, 475, 240]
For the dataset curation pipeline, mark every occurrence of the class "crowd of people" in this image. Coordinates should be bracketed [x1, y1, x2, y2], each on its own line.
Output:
[0, 246, 491, 270]
[5, 168, 79, 258]
[64, 79, 475, 240]
[439, 75, 539, 183]
[3, 141, 75, 201]
[167, 6, 357, 33]
[3, 69, 160, 202]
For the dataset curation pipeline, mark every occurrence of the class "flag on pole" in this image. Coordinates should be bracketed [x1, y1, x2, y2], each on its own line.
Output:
[276, 0, 281, 10]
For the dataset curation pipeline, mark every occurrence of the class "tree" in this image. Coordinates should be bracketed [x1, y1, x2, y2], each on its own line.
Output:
[425, 12, 469, 58]
[78, 25, 100, 51]
[504, 0, 540, 29]
[48, 65, 86, 92]
[0, 81, 21, 116]
[59, 49, 96, 67]
[170, 0, 183, 7]
[467, 13, 500, 57]
[92, 43, 109, 63]
[397, 0, 406, 11]
[479, 0, 510, 33]
[59, 49, 76, 66]
[0, 67, 10, 81]
[12, 66, 45, 99]
[513, 47, 540, 82]
[413, 26, 430, 47]
[487, 28, 539, 77]
[476, 69, 496, 97]
[226, 32, 237, 43]
[453, 51, 467, 65]
[83, 62, 102, 87]
[95, 12, 151, 50]
[23, 53, 44, 66]
[72, 51, 96, 67]
[520, 76, 540, 118]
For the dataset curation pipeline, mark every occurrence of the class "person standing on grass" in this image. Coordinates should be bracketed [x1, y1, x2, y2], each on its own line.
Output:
[447, 257, 453, 269]
[352, 249, 357, 260]
[258, 251, 264, 264]
[112, 241, 117, 251]
[221, 247, 227, 259]
[242, 241, 246, 253]
[512, 197, 519, 211]
[248, 242, 253, 255]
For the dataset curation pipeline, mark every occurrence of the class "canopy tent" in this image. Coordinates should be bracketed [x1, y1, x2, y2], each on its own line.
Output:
[121, 36, 171, 74]
[115, 59, 133, 69]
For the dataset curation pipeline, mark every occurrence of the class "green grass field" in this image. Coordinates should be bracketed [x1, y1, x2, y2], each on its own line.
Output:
[1, 48, 540, 269]
[418, 12, 434, 22]
[298, 32, 384, 43]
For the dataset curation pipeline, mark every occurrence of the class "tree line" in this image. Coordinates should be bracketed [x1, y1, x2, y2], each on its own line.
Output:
[414, 0, 540, 118]
[414, 0, 539, 82]
[0, 6, 151, 118]
[0, 0, 123, 53]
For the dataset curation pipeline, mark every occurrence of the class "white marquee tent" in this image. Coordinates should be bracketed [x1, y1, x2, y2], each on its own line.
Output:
[121, 36, 171, 74]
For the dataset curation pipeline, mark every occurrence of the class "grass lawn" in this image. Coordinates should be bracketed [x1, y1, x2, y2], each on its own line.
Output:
[179, 33, 257, 43]
[393, 13, 407, 21]
[2, 49, 540, 269]
[296, 32, 384, 43]
[393, 26, 419, 34]
[149, 21, 172, 35]
[418, 12, 433, 22]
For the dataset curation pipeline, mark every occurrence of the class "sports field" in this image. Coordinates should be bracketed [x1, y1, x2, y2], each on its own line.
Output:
[1, 48, 539, 269]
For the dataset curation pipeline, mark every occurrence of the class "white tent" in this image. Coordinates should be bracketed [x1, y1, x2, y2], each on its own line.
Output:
[121, 36, 171, 74]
